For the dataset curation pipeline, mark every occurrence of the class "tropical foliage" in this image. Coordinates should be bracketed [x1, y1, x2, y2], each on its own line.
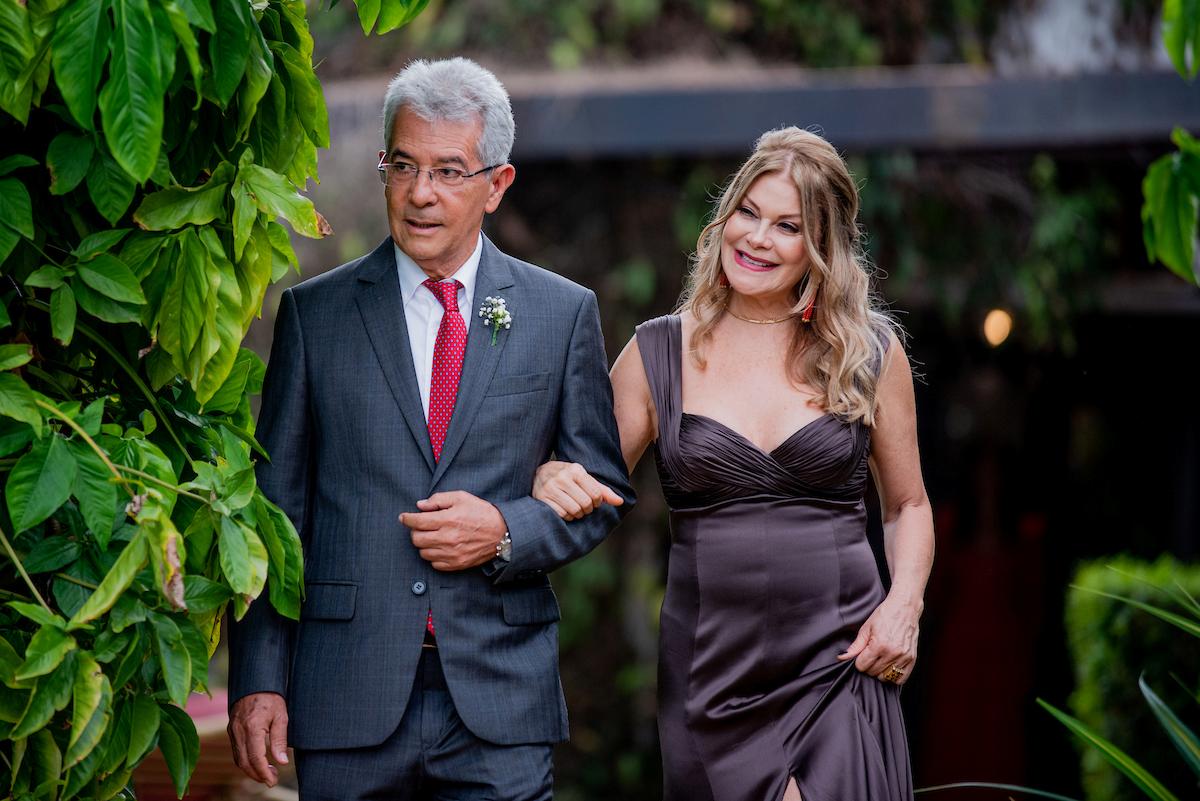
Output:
[0, 0, 424, 798]
[1142, 0, 1200, 285]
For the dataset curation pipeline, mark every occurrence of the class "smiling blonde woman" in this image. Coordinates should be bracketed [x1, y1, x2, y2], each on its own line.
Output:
[534, 127, 934, 801]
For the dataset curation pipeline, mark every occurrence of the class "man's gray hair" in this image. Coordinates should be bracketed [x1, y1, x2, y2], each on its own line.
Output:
[381, 58, 515, 166]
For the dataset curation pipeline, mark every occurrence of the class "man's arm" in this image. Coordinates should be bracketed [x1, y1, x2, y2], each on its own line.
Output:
[492, 290, 635, 582]
[227, 287, 313, 785]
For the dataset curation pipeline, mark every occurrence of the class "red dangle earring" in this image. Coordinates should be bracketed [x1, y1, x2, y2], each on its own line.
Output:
[718, 271, 730, 288]
[801, 289, 816, 323]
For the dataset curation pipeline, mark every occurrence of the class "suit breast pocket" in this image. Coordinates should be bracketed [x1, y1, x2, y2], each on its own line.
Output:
[486, 371, 550, 398]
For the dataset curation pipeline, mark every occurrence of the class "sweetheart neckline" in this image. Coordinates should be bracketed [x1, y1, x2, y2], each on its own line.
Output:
[679, 411, 839, 458]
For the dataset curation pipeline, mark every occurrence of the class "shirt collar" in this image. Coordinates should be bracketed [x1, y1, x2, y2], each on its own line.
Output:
[394, 234, 484, 306]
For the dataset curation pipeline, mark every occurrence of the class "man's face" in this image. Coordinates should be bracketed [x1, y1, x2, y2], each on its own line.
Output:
[381, 107, 515, 280]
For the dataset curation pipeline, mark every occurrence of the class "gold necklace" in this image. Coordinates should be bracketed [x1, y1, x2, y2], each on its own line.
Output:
[724, 305, 795, 325]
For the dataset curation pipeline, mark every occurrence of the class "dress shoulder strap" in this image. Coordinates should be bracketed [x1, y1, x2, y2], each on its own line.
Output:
[634, 314, 683, 444]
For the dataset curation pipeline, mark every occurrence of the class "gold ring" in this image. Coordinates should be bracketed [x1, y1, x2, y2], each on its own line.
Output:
[881, 664, 904, 683]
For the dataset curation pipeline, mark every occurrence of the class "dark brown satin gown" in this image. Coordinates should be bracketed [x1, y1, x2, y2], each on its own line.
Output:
[637, 315, 913, 801]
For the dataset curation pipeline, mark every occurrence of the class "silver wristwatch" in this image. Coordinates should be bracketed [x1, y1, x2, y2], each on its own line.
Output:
[495, 531, 512, 561]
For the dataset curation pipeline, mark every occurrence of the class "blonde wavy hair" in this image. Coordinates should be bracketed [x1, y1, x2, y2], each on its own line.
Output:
[677, 127, 899, 426]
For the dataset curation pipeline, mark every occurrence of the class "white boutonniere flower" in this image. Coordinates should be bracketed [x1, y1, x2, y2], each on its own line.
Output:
[478, 296, 512, 346]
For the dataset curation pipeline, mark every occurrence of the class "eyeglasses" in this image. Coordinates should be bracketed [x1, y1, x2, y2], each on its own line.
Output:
[377, 156, 501, 188]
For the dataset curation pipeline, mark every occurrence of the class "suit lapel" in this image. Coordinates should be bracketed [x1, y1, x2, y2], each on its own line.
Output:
[430, 237, 515, 486]
[354, 238, 436, 473]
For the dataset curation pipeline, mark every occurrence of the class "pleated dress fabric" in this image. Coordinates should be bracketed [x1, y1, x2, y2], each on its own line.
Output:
[637, 315, 913, 801]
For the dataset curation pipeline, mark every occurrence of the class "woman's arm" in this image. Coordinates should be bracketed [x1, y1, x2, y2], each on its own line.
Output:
[533, 333, 657, 519]
[837, 332, 935, 683]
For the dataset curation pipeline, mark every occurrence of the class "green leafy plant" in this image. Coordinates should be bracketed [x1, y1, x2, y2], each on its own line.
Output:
[0, 0, 424, 798]
[1141, 0, 1200, 284]
[919, 556, 1200, 801]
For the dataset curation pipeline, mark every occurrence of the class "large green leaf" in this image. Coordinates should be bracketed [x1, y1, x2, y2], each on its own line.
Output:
[240, 163, 331, 239]
[157, 702, 199, 798]
[98, 0, 164, 183]
[99, 694, 132, 774]
[218, 516, 268, 598]
[0, 372, 42, 435]
[72, 277, 144, 324]
[209, 0, 251, 107]
[376, 0, 430, 34]
[133, 165, 232, 231]
[150, 614, 191, 707]
[182, 576, 233, 615]
[0, 343, 33, 371]
[6, 434, 77, 532]
[355, 0, 381, 34]
[193, 235, 244, 403]
[0, 219, 18, 265]
[1142, 147, 1200, 284]
[66, 652, 112, 766]
[28, 728, 62, 798]
[125, 692, 160, 767]
[163, 0, 202, 97]
[86, 151, 136, 224]
[61, 734, 103, 800]
[0, 417, 33, 456]
[1164, 0, 1200, 80]
[77, 253, 147, 305]
[0, 154, 36, 177]
[71, 441, 119, 548]
[10, 650, 76, 739]
[149, 0, 177, 94]
[68, 532, 148, 629]
[0, 176, 34, 239]
[237, 21, 273, 138]
[174, 0, 215, 32]
[21, 536, 82, 574]
[73, 228, 132, 262]
[50, 0, 112, 129]
[47, 132, 94, 195]
[205, 347, 255, 414]
[231, 173, 258, 262]
[270, 40, 329, 149]
[232, 221, 273, 328]
[15, 624, 76, 681]
[7, 600, 63, 628]
[157, 228, 212, 374]
[178, 618, 209, 694]
[1039, 699, 1181, 801]
[50, 284, 77, 345]
[25, 263, 71, 289]
[0, 0, 35, 123]
[258, 497, 303, 620]
[1139, 674, 1200, 778]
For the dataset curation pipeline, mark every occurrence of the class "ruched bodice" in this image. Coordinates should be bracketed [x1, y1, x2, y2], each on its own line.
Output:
[637, 314, 913, 801]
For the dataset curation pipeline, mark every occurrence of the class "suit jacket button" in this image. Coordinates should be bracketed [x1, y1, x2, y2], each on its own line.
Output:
[411, 580, 427, 596]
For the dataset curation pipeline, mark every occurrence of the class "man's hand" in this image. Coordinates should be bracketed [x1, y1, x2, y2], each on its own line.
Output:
[401, 491, 507, 571]
[228, 692, 289, 786]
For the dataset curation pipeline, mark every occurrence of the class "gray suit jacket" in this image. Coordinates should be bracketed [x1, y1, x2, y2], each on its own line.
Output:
[228, 236, 634, 750]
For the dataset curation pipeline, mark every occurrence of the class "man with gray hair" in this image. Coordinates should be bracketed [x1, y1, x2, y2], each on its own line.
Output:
[226, 57, 633, 800]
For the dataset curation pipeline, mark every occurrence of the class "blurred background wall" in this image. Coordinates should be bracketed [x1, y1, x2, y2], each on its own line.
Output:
[229, 1, 1200, 798]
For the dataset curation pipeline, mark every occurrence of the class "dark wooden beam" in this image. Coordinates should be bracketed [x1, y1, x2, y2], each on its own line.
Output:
[479, 65, 1200, 158]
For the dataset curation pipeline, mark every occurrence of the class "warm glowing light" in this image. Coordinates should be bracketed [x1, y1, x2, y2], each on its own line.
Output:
[983, 309, 1013, 347]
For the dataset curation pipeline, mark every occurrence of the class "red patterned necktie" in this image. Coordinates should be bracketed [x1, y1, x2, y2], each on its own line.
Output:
[422, 278, 466, 637]
[424, 278, 467, 462]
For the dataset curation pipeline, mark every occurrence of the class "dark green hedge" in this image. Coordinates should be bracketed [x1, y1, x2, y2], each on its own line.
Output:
[1065, 555, 1200, 801]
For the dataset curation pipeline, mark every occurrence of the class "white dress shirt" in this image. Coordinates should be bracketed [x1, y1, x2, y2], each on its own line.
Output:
[393, 235, 482, 421]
